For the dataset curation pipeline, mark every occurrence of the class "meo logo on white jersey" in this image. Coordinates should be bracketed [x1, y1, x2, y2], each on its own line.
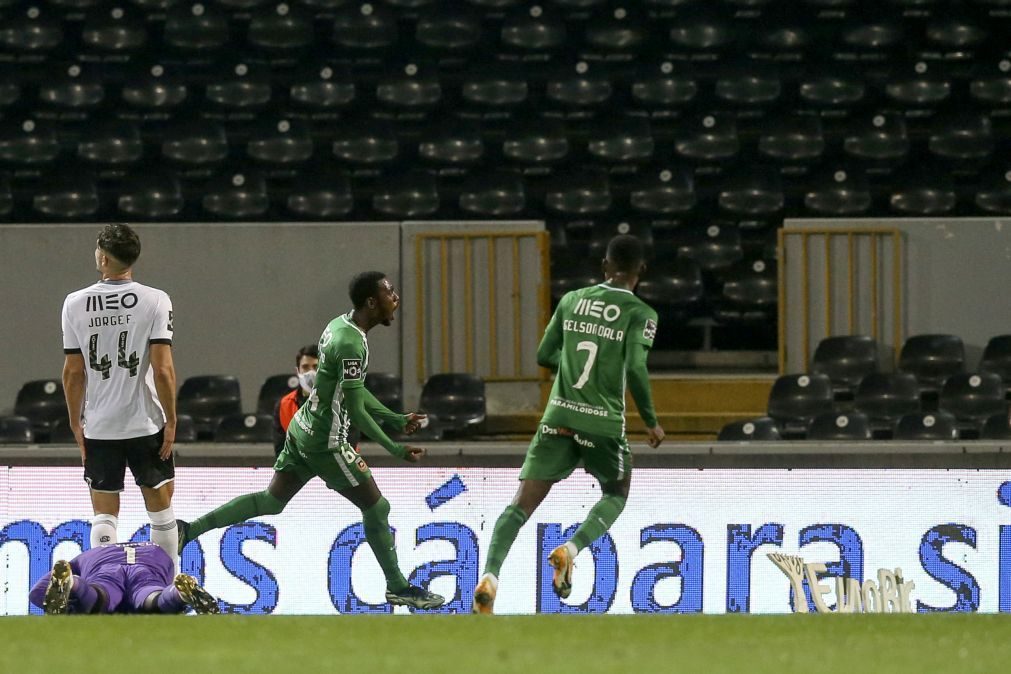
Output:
[573, 298, 621, 322]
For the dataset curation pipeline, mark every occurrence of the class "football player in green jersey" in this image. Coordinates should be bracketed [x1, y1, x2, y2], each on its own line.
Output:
[178, 272, 445, 610]
[473, 234, 665, 614]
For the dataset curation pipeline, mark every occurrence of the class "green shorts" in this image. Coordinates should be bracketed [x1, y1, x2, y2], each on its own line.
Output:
[274, 435, 371, 492]
[519, 423, 632, 484]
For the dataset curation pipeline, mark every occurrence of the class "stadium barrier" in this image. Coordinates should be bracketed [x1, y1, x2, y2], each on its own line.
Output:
[3, 442, 1011, 615]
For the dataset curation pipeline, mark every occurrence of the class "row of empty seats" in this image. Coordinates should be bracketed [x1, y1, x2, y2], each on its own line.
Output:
[722, 333, 1011, 440]
[2, 371, 487, 443]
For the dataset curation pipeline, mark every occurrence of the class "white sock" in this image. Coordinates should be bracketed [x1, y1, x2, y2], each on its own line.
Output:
[564, 541, 579, 560]
[147, 506, 179, 571]
[90, 514, 118, 548]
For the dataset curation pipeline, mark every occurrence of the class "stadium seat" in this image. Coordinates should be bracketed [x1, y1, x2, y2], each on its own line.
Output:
[458, 170, 527, 217]
[256, 373, 298, 415]
[81, 4, 148, 54]
[502, 116, 570, 168]
[414, 2, 483, 58]
[717, 168, 784, 218]
[803, 166, 872, 216]
[498, 4, 567, 59]
[331, 1, 399, 58]
[164, 1, 231, 54]
[0, 119, 60, 166]
[289, 63, 356, 112]
[635, 258, 705, 322]
[854, 372, 921, 438]
[419, 373, 486, 437]
[843, 112, 910, 163]
[374, 61, 444, 115]
[757, 114, 825, 165]
[117, 169, 185, 220]
[49, 417, 76, 444]
[246, 117, 315, 167]
[807, 411, 873, 441]
[717, 417, 781, 441]
[767, 373, 834, 439]
[332, 118, 400, 166]
[980, 413, 1011, 440]
[581, 2, 648, 60]
[175, 414, 198, 443]
[676, 223, 743, 272]
[811, 335, 879, 401]
[551, 255, 601, 304]
[588, 221, 654, 260]
[883, 61, 953, 109]
[459, 61, 530, 115]
[77, 119, 144, 167]
[286, 166, 354, 219]
[0, 173, 12, 217]
[0, 3, 63, 54]
[213, 414, 274, 443]
[365, 372, 403, 414]
[37, 63, 106, 113]
[33, 168, 100, 220]
[712, 259, 777, 325]
[674, 113, 740, 163]
[666, 7, 735, 58]
[836, 15, 904, 59]
[889, 165, 957, 216]
[161, 119, 229, 167]
[893, 412, 959, 441]
[586, 114, 654, 164]
[714, 62, 783, 110]
[544, 60, 615, 115]
[247, 2, 315, 53]
[969, 60, 1011, 110]
[371, 170, 440, 218]
[629, 61, 699, 114]
[119, 63, 190, 116]
[544, 169, 612, 216]
[974, 166, 1011, 214]
[14, 379, 65, 439]
[628, 165, 696, 218]
[797, 66, 867, 111]
[177, 375, 242, 439]
[898, 333, 966, 401]
[928, 113, 994, 163]
[418, 119, 485, 168]
[205, 61, 273, 111]
[939, 372, 1007, 438]
[202, 168, 270, 219]
[980, 335, 1011, 397]
[0, 415, 33, 444]
[924, 11, 987, 51]
[0, 66, 22, 110]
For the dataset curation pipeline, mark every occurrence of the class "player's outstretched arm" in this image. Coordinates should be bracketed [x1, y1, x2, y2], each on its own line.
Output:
[361, 387, 410, 431]
[626, 343, 664, 448]
[343, 386, 414, 461]
[536, 297, 566, 371]
[62, 354, 87, 461]
[150, 344, 177, 460]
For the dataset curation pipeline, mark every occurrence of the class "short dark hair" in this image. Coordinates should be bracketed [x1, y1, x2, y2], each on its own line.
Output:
[349, 271, 386, 309]
[296, 344, 319, 367]
[97, 223, 141, 267]
[605, 234, 644, 274]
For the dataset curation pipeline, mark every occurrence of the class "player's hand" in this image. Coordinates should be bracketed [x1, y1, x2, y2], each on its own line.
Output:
[403, 412, 428, 435]
[71, 424, 86, 464]
[159, 422, 176, 461]
[403, 446, 426, 463]
[647, 425, 665, 448]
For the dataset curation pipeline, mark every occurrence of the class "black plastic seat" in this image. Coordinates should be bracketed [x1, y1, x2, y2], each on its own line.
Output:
[676, 223, 743, 272]
[202, 167, 270, 219]
[177, 375, 242, 438]
[246, 117, 315, 167]
[925, 12, 987, 52]
[980, 335, 1011, 397]
[459, 61, 529, 113]
[717, 168, 784, 218]
[499, 4, 567, 59]
[0, 415, 33, 444]
[544, 60, 615, 115]
[980, 413, 1011, 440]
[551, 255, 601, 304]
[38, 63, 106, 113]
[714, 63, 783, 110]
[458, 170, 527, 217]
[331, 1, 398, 58]
[0, 174, 12, 217]
[807, 411, 872, 441]
[855, 372, 921, 437]
[374, 62, 443, 114]
[837, 15, 904, 59]
[544, 169, 612, 216]
[889, 165, 956, 216]
[289, 63, 356, 112]
[969, 61, 1011, 110]
[939, 372, 1007, 437]
[893, 412, 959, 441]
[798, 67, 867, 111]
[77, 119, 144, 167]
[248, 2, 314, 53]
[0, 119, 61, 167]
[587, 221, 654, 260]
[117, 169, 185, 220]
[586, 114, 653, 164]
[162, 119, 229, 167]
[175, 414, 198, 443]
[666, 7, 736, 59]
[803, 166, 872, 216]
[49, 418, 77, 444]
[419, 373, 486, 437]
[883, 61, 953, 109]
[581, 2, 648, 59]
[758, 114, 825, 164]
[635, 258, 704, 321]
[365, 372, 403, 414]
[164, 1, 230, 54]
[629, 61, 698, 113]
[811, 335, 878, 400]
[712, 259, 777, 325]
[0, 65, 23, 110]
[674, 113, 739, 163]
[14, 379, 65, 438]
[33, 168, 100, 219]
[897, 334, 964, 403]
[767, 373, 835, 438]
[120, 63, 190, 116]
[927, 113, 994, 162]
[502, 116, 570, 168]
[0, 3, 63, 55]
[974, 166, 1011, 214]
[257, 374, 297, 415]
[214, 414, 274, 443]
[415, 1, 482, 56]
[629, 165, 696, 217]
[371, 170, 440, 218]
[418, 119, 485, 168]
[81, 4, 148, 53]
[332, 118, 399, 167]
[205, 61, 273, 111]
[286, 166, 354, 219]
[717, 417, 781, 441]
[843, 112, 910, 163]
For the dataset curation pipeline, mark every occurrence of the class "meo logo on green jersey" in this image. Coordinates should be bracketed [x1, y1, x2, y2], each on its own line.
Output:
[342, 358, 363, 380]
[573, 298, 621, 322]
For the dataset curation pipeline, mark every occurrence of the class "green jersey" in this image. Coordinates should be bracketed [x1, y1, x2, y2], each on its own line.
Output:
[288, 311, 369, 453]
[540, 282, 658, 436]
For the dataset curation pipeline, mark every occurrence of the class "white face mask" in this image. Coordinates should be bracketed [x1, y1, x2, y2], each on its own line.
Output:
[297, 369, 317, 393]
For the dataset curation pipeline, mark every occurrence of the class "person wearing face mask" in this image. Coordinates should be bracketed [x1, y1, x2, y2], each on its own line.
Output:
[271, 344, 319, 457]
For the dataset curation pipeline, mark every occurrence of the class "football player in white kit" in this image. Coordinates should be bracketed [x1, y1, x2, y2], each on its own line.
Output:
[61, 224, 179, 568]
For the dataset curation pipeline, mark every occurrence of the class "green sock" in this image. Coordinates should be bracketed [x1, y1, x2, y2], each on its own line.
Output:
[186, 490, 286, 541]
[362, 497, 408, 592]
[570, 494, 626, 552]
[483, 505, 528, 578]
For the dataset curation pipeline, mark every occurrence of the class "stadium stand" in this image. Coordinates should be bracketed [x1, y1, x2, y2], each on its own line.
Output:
[898, 334, 966, 405]
[806, 411, 873, 442]
[938, 372, 1008, 439]
[766, 373, 834, 439]
[177, 375, 242, 439]
[893, 412, 960, 442]
[213, 413, 274, 443]
[716, 417, 781, 442]
[14, 379, 65, 441]
[257, 374, 298, 415]
[853, 372, 921, 439]
[810, 335, 879, 402]
[419, 372, 487, 438]
[980, 335, 1011, 399]
[365, 372, 404, 414]
[0, 415, 33, 444]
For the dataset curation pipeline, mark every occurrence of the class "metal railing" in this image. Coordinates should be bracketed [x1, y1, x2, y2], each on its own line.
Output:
[414, 230, 550, 382]
[778, 227, 903, 372]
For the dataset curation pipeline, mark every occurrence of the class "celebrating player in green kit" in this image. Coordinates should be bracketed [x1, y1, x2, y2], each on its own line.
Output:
[472, 234, 665, 614]
[178, 272, 445, 610]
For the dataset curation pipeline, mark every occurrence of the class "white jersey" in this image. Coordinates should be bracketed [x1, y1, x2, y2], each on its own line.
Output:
[61, 279, 174, 440]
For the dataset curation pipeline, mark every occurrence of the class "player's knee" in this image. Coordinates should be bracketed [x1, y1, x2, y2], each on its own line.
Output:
[257, 490, 287, 516]
[365, 495, 390, 520]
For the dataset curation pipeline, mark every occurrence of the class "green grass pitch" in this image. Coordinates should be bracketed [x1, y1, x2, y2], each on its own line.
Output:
[2, 614, 1008, 673]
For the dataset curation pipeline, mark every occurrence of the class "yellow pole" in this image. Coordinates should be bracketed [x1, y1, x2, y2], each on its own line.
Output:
[512, 236, 522, 377]
[415, 235, 426, 383]
[777, 228, 787, 373]
[464, 236, 474, 373]
[802, 232, 810, 367]
[440, 237, 450, 373]
[848, 232, 855, 334]
[488, 237, 499, 378]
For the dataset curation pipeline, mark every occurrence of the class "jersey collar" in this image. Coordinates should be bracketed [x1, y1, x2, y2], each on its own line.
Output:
[340, 311, 367, 339]
[595, 282, 635, 296]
